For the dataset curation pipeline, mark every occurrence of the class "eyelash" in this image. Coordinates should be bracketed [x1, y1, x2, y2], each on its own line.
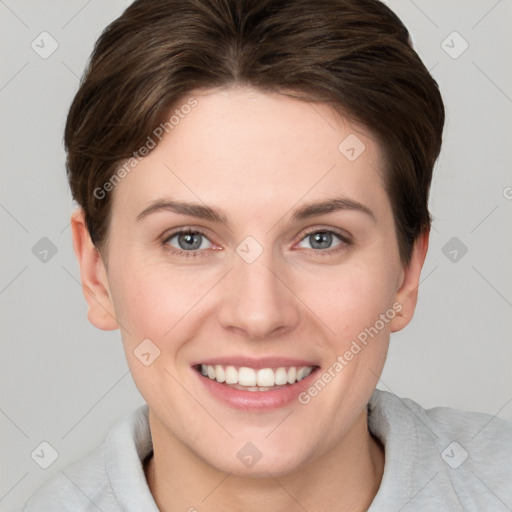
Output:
[161, 227, 351, 259]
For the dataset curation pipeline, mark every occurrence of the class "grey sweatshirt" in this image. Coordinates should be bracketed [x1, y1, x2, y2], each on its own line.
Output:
[23, 389, 512, 511]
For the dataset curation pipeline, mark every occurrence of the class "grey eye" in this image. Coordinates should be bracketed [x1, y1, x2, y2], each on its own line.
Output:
[298, 231, 343, 250]
[166, 231, 212, 251]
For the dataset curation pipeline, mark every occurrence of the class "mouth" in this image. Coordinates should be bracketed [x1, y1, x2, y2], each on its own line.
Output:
[194, 364, 316, 391]
[192, 359, 320, 410]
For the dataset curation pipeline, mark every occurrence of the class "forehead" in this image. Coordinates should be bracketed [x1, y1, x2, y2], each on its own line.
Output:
[111, 86, 389, 222]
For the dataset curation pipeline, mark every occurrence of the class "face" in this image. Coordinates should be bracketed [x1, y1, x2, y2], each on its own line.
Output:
[75, 86, 425, 477]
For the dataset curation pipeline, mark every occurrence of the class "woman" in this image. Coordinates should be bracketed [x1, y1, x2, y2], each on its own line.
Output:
[23, 0, 512, 510]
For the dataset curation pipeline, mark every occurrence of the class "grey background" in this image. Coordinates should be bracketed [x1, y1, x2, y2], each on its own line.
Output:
[1, 0, 511, 510]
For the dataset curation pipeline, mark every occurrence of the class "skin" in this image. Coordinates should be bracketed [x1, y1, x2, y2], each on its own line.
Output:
[71, 86, 428, 512]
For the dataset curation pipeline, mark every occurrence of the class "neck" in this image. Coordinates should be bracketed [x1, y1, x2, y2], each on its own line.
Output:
[144, 409, 384, 512]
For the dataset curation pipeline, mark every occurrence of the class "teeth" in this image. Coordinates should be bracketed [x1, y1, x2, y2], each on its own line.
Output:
[287, 366, 296, 384]
[275, 367, 288, 385]
[257, 368, 274, 387]
[215, 365, 225, 383]
[199, 364, 314, 388]
[238, 367, 257, 386]
[225, 365, 238, 384]
[297, 366, 313, 381]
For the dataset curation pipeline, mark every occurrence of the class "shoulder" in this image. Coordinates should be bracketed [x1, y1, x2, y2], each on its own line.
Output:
[23, 405, 152, 512]
[370, 387, 512, 445]
[368, 389, 512, 510]
[375, 389, 512, 457]
[22, 443, 115, 512]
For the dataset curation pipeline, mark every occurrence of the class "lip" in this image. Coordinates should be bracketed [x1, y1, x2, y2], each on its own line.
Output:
[194, 364, 320, 411]
[192, 356, 319, 370]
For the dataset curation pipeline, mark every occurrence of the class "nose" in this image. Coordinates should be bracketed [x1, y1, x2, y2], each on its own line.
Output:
[217, 249, 300, 341]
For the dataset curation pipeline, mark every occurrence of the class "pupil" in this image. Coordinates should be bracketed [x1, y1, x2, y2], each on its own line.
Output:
[179, 232, 201, 250]
[311, 232, 331, 249]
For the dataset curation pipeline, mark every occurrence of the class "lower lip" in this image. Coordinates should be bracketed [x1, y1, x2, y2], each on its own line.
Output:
[195, 368, 319, 411]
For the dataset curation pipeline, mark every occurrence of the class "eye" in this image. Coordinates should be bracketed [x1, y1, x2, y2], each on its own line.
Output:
[163, 229, 215, 257]
[296, 229, 349, 253]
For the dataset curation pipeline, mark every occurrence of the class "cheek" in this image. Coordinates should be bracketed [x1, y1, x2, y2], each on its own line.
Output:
[107, 263, 212, 397]
[108, 259, 214, 342]
[299, 258, 398, 341]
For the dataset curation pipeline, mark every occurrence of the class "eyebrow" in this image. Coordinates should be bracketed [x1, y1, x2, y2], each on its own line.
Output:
[135, 196, 375, 225]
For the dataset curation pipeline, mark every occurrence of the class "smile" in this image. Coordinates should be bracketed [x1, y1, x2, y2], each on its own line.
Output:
[199, 364, 314, 391]
[193, 359, 320, 410]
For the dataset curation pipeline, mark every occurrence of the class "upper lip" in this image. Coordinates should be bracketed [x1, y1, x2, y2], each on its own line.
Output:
[193, 356, 320, 369]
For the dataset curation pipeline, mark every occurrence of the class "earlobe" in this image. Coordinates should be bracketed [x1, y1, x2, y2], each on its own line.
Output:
[70, 209, 119, 331]
[390, 229, 429, 333]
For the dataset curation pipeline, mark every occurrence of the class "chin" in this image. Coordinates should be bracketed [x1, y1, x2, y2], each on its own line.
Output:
[199, 442, 309, 478]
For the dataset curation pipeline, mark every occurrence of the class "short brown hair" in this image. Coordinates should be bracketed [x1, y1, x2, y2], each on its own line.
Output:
[65, 0, 444, 264]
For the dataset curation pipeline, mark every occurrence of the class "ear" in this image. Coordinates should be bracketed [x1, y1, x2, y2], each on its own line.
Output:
[390, 229, 429, 333]
[70, 208, 119, 331]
